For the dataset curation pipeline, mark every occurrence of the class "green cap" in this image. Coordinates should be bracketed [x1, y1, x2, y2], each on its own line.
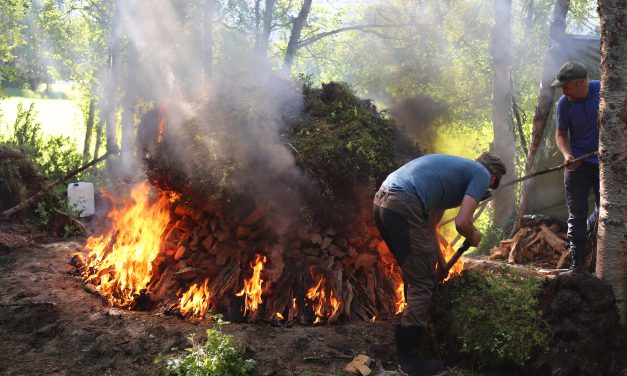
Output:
[551, 61, 588, 87]
[476, 152, 507, 189]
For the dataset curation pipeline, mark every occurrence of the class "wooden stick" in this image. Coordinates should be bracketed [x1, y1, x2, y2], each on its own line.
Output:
[440, 150, 597, 228]
[500, 150, 598, 188]
[0, 149, 117, 220]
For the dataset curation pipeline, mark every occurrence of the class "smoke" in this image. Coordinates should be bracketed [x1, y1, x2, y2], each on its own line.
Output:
[389, 95, 446, 151]
[109, 0, 306, 234]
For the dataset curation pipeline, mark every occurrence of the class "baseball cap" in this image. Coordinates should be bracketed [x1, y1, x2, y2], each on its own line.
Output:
[550, 61, 588, 87]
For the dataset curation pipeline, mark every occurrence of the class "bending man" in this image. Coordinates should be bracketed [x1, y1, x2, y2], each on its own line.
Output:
[372, 152, 506, 376]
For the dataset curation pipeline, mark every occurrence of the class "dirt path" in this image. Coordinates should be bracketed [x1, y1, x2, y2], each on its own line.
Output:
[0, 225, 397, 376]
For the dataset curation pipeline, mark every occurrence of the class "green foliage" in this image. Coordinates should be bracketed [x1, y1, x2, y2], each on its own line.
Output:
[0, 144, 42, 211]
[1, 101, 81, 181]
[434, 268, 548, 369]
[285, 81, 418, 225]
[289, 81, 396, 190]
[155, 318, 255, 376]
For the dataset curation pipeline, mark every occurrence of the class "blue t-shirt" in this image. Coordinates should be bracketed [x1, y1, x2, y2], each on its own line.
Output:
[381, 154, 490, 211]
[556, 80, 600, 164]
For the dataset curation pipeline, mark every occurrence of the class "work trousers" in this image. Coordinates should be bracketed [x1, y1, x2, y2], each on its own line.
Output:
[373, 188, 437, 328]
[564, 162, 600, 255]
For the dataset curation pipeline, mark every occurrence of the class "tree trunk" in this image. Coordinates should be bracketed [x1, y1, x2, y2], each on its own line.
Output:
[283, 0, 312, 73]
[105, 0, 120, 155]
[491, 0, 516, 229]
[93, 112, 104, 160]
[596, 0, 627, 325]
[82, 98, 96, 164]
[256, 0, 275, 56]
[202, 0, 215, 92]
[514, 0, 570, 233]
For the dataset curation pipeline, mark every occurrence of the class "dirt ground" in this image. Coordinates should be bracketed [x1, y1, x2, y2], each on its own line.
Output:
[0, 223, 399, 376]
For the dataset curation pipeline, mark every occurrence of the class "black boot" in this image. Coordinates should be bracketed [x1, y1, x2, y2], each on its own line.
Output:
[395, 325, 441, 376]
[561, 247, 588, 275]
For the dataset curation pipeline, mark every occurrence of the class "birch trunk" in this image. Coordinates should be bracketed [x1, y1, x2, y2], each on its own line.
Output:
[596, 0, 627, 324]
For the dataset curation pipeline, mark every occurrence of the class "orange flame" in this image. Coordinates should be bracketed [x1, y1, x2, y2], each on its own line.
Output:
[306, 274, 340, 324]
[275, 312, 284, 320]
[395, 282, 407, 314]
[180, 280, 212, 317]
[437, 227, 464, 281]
[83, 182, 173, 307]
[375, 240, 406, 314]
[236, 254, 266, 315]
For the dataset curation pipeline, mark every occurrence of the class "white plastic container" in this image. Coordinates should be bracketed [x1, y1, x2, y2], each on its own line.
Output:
[67, 182, 95, 217]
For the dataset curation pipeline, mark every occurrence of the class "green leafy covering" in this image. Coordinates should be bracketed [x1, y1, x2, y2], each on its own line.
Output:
[287, 81, 397, 194]
[284, 81, 419, 224]
[146, 79, 420, 226]
[433, 268, 548, 369]
[155, 318, 255, 376]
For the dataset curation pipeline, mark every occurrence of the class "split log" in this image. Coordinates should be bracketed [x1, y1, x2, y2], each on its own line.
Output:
[538, 224, 568, 252]
[508, 227, 531, 263]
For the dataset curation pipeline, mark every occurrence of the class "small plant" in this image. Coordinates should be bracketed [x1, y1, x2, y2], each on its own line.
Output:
[155, 316, 255, 376]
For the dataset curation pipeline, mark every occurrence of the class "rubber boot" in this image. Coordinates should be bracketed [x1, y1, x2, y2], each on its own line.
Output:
[394, 325, 441, 376]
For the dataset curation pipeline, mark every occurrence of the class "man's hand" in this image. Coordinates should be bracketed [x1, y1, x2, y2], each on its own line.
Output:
[468, 227, 481, 247]
[556, 130, 579, 170]
[564, 153, 581, 170]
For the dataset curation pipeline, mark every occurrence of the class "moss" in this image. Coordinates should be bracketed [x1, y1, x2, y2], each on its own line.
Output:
[433, 268, 549, 370]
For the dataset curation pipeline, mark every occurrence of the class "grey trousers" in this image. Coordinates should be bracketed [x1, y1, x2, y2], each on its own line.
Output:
[373, 189, 437, 328]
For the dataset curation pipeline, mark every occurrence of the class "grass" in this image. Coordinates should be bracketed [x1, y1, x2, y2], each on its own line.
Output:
[0, 83, 84, 149]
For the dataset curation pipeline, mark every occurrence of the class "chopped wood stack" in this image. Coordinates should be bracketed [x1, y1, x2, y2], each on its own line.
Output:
[489, 221, 570, 268]
[88, 200, 405, 324]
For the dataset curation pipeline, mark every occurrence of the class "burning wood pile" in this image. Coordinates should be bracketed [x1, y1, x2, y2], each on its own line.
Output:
[488, 217, 570, 268]
[73, 81, 459, 324]
[74, 181, 464, 324]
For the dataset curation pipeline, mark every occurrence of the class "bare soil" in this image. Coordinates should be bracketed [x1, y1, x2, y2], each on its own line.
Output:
[0, 223, 398, 376]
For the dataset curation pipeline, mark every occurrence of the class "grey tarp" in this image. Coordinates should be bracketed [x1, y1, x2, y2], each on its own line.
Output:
[524, 35, 600, 220]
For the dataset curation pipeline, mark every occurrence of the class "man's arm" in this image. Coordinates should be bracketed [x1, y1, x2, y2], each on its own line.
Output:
[556, 129, 579, 170]
[455, 195, 481, 247]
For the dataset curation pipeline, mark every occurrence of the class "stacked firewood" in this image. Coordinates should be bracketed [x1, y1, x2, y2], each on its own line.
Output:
[140, 201, 403, 324]
[489, 221, 570, 268]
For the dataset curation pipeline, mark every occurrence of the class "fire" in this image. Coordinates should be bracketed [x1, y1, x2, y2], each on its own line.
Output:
[306, 274, 340, 324]
[395, 282, 407, 314]
[236, 254, 266, 315]
[180, 280, 212, 317]
[275, 312, 284, 320]
[82, 182, 173, 307]
[375, 240, 407, 314]
[437, 227, 464, 281]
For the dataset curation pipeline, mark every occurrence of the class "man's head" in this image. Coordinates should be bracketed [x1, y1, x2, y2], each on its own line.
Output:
[476, 152, 506, 189]
[551, 61, 589, 101]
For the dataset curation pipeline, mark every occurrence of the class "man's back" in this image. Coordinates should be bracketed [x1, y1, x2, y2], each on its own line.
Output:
[381, 154, 489, 211]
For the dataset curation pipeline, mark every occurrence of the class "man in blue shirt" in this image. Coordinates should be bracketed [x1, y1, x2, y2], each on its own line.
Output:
[373, 152, 506, 375]
[551, 61, 600, 274]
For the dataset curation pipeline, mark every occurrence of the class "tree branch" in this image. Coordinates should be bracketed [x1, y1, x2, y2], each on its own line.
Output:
[297, 23, 406, 49]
